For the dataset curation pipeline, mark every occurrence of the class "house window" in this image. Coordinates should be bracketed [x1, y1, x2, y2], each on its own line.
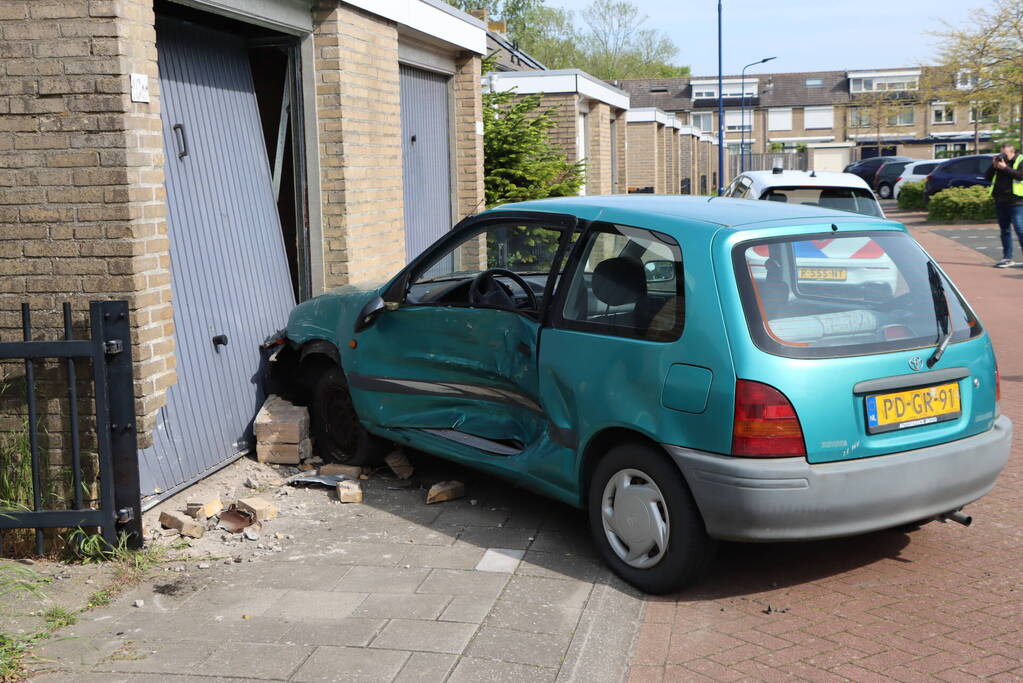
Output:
[970, 103, 998, 123]
[931, 103, 955, 124]
[934, 142, 968, 157]
[724, 110, 751, 132]
[850, 76, 918, 93]
[768, 108, 792, 131]
[886, 108, 915, 126]
[693, 87, 717, 99]
[691, 112, 713, 132]
[649, 85, 668, 93]
[957, 70, 978, 90]
[805, 78, 823, 87]
[804, 105, 834, 130]
[848, 108, 871, 128]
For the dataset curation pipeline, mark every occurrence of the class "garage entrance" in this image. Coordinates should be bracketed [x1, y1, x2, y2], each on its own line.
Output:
[400, 65, 453, 262]
[140, 10, 305, 503]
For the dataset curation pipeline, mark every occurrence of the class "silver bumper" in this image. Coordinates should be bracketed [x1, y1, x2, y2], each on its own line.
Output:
[665, 415, 1012, 542]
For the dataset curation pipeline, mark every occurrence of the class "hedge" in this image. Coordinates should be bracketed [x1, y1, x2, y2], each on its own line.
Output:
[896, 181, 928, 211]
[927, 185, 996, 222]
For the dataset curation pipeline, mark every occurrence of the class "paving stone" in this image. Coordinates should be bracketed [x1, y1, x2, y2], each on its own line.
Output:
[92, 639, 219, 674]
[333, 565, 431, 593]
[527, 529, 595, 556]
[193, 641, 313, 679]
[242, 560, 350, 591]
[485, 599, 583, 635]
[439, 595, 498, 623]
[501, 575, 593, 609]
[266, 590, 366, 621]
[476, 547, 525, 573]
[516, 550, 602, 582]
[181, 587, 288, 620]
[292, 645, 410, 683]
[416, 568, 510, 598]
[400, 544, 486, 569]
[455, 526, 537, 549]
[370, 618, 478, 654]
[447, 656, 557, 683]
[393, 652, 458, 683]
[353, 593, 451, 620]
[292, 541, 408, 566]
[434, 505, 509, 527]
[465, 625, 573, 668]
[278, 617, 386, 647]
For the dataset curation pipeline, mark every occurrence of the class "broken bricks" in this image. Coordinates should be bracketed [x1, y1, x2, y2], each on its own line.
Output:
[255, 395, 311, 465]
[185, 497, 222, 520]
[236, 496, 279, 522]
[336, 480, 364, 503]
[385, 449, 414, 479]
[318, 463, 365, 478]
[426, 480, 464, 505]
[159, 510, 204, 539]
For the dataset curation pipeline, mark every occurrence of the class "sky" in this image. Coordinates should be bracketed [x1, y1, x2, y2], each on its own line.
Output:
[550, 0, 978, 76]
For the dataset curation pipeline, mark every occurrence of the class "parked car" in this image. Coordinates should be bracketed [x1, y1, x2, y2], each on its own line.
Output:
[872, 160, 912, 199]
[272, 196, 1011, 594]
[925, 154, 994, 197]
[893, 160, 941, 199]
[844, 155, 912, 185]
[724, 169, 885, 217]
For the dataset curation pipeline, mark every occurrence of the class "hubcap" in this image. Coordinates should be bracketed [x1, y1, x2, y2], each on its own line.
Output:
[601, 468, 670, 569]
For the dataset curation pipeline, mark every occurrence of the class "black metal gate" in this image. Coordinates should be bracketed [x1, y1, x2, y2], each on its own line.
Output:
[0, 301, 143, 554]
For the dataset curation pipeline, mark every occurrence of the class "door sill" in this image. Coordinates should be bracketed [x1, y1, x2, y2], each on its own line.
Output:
[420, 429, 523, 456]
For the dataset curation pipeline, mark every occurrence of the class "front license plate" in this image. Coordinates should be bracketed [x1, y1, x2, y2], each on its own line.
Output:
[799, 267, 847, 281]
[865, 381, 962, 434]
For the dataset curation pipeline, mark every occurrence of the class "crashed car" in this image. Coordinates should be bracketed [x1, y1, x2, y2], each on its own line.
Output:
[273, 196, 1011, 593]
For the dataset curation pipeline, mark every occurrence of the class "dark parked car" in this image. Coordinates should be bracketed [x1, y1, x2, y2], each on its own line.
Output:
[925, 154, 994, 197]
[872, 160, 911, 199]
[844, 155, 912, 185]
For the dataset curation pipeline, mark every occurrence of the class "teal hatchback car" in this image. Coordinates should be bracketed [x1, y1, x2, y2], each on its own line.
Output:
[274, 196, 1011, 593]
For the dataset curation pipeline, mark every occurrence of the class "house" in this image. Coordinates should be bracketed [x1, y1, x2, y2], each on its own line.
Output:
[618, 67, 1002, 176]
[485, 70, 630, 195]
[0, 0, 487, 503]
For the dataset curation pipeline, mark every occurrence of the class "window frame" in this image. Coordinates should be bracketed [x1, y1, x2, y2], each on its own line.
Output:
[691, 112, 714, 132]
[549, 221, 685, 343]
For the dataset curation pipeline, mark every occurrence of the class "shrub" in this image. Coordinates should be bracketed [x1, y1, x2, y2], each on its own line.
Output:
[927, 186, 996, 222]
[896, 181, 928, 211]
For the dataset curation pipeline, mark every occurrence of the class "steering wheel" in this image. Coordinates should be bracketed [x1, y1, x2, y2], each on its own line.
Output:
[468, 268, 538, 311]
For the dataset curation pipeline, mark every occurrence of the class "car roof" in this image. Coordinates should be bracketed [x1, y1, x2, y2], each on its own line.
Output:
[487, 194, 895, 237]
[737, 170, 872, 193]
[905, 159, 940, 169]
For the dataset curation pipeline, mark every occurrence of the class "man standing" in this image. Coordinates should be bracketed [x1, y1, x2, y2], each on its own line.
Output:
[986, 143, 1023, 268]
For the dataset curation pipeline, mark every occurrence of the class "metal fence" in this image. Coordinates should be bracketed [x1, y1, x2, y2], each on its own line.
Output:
[0, 301, 143, 554]
[729, 152, 808, 178]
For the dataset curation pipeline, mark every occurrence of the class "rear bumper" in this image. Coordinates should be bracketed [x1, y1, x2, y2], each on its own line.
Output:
[664, 415, 1012, 542]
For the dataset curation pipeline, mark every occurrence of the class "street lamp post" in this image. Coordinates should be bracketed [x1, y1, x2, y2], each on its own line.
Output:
[717, 0, 724, 195]
[740, 56, 776, 173]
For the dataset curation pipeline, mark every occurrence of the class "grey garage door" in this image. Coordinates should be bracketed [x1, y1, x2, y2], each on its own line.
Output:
[400, 65, 453, 262]
[140, 18, 295, 501]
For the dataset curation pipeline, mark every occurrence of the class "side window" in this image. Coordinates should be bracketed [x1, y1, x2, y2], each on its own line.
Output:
[917, 163, 937, 174]
[558, 224, 684, 342]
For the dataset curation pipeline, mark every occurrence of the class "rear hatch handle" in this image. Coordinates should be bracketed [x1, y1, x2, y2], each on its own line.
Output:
[926, 261, 952, 368]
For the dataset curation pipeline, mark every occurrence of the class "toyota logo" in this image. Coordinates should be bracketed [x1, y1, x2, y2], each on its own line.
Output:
[908, 356, 924, 371]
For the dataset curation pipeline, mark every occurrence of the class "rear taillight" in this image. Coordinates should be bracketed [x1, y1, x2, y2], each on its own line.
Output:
[995, 359, 1001, 408]
[731, 380, 806, 457]
[895, 176, 903, 183]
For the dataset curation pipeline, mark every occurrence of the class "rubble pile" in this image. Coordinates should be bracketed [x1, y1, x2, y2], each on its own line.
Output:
[254, 395, 311, 465]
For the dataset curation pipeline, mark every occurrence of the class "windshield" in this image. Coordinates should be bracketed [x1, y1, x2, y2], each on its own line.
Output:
[734, 231, 982, 359]
[760, 186, 883, 217]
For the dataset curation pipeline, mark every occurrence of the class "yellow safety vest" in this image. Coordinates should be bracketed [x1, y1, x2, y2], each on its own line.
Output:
[989, 154, 1023, 197]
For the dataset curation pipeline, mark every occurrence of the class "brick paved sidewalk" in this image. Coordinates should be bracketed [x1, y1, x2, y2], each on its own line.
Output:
[627, 212, 1023, 682]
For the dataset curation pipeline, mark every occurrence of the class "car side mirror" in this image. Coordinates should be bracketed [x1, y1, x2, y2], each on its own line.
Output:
[353, 295, 387, 333]
[644, 260, 675, 284]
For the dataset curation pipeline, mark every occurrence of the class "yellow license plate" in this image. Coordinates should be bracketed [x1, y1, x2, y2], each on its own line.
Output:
[799, 267, 847, 281]
[865, 381, 961, 434]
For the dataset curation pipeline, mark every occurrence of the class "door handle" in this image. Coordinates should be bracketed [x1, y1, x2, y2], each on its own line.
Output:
[212, 334, 228, 351]
[173, 123, 189, 159]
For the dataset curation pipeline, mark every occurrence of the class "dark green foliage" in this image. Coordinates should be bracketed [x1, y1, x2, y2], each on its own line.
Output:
[896, 181, 928, 211]
[927, 186, 996, 222]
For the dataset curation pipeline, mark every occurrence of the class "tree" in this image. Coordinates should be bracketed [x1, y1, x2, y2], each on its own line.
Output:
[848, 90, 913, 158]
[481, 88, 584, 206]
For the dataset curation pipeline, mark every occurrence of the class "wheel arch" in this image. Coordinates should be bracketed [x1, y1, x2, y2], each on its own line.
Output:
[578, 427, 677, 506]
[299, 338, 342, 369]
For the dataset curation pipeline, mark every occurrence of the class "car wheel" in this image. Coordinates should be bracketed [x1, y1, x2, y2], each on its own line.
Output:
[309, 364, 388, 465]
[878, 183, 892, 199]
[588, 442, 716, 594]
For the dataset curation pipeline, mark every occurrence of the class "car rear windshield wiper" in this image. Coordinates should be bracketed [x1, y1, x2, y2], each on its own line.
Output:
[926, 261, 952, 368]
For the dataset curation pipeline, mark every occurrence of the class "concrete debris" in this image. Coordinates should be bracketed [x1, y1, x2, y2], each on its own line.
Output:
[319, 463, 364, 478]
[286, 473, 352, 488]
[336, 480, 364, 503]
[159, 510, 204, 539]
[236, 497, 279, 522]
[133, 600, 144, 608]
[426, 480, 464, 505]
[255, 395, 311, 464]
[243, 525, 261, 541]
[256, 439, 311, 466]
[186, 497, 222, 520]
[385, 450, 414, 479]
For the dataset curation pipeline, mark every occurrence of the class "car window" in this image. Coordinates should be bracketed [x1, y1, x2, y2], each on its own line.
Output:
[758, 186, 883, 217]
[882, 162, 909, 177]
[558, 223, 684, 342]
[915, 163, 937, 174]
[978, 156, 993, 173]
[406, 221, 577, 310]
[734, 231, 981, 359]
[943, 158, 977, 175]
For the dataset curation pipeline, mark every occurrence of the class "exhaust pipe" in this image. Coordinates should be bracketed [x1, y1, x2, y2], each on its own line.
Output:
[941, 510, 972, 527]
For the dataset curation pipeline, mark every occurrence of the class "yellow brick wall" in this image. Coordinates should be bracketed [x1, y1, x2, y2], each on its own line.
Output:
[453, 53, 484, 218]
[626, 121, 661, 192]
[586, 102, 612, 195]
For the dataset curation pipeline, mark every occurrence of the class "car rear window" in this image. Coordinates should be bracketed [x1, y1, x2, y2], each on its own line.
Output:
[915, 163, 938, 174]
[759, 186, 883, 217]
[734, 231, 982, 359]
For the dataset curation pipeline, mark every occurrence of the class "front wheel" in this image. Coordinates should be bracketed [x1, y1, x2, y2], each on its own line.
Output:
[309, 365, 388, 465]
[587, 443, 715, 594]
[878, 183, 893, 199]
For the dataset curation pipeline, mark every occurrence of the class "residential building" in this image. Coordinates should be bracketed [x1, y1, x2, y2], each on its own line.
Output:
[0, 0, 487, 504]
[485, 70, 630, 195]
[619, 67, 1003, 177]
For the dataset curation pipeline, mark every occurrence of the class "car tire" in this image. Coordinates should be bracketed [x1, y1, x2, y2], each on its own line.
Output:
[587, 442, 716, 594]
[309, 364, 388, 465]
[878, 183, 892, 199]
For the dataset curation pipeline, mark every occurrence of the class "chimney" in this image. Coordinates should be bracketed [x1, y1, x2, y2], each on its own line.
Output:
[468, 9, 487, 21]
[488, 20, 507, 34]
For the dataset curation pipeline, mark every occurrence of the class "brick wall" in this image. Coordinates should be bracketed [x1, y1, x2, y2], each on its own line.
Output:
[0, 0, 173, 451]
[313, 3, 404, 287]
[585, 102, 612, 195]
[453, 52, 483, 218]
[537, 93, 579, 163]
[613, 110, 627, 193]
[679, 134, 694, 193]
[626, 121, 660, 192]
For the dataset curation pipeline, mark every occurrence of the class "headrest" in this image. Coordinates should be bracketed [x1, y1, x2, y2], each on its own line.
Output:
[592, 257, 647, 307]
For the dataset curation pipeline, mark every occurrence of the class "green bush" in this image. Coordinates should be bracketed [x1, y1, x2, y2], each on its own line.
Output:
[927, 186, 996, 222]
[896, 181, 928, 211]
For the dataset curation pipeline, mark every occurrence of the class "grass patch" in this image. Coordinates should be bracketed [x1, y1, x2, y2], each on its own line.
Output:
[0, 632, 31, 683]
[85, 589, 112, 609]
[41, 606, 76, 631]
